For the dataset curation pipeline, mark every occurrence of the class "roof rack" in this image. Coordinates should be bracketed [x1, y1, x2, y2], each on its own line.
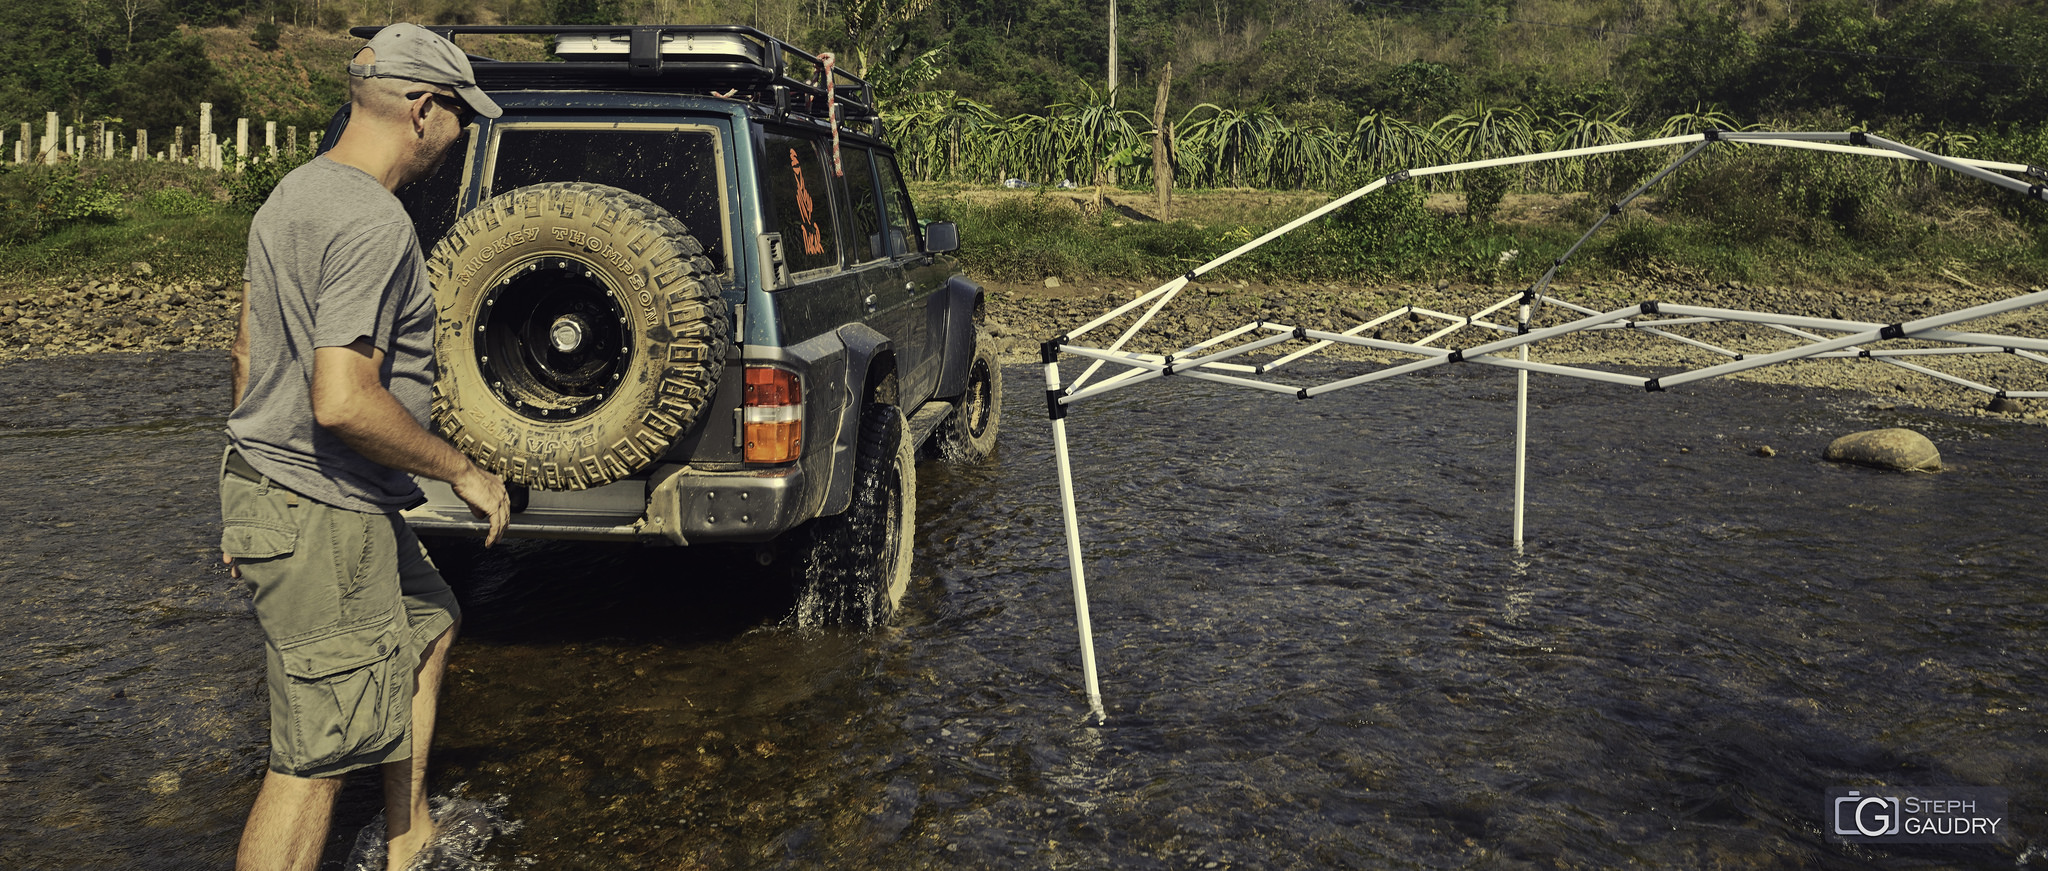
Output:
[346, 24, 879, 132]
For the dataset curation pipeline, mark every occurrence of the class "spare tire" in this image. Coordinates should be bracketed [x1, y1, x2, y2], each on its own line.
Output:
[425, 181, 729, 490]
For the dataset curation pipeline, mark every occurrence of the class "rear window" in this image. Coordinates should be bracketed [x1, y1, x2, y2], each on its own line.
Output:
[399, 127, 471, 253]
[488, 125, 729, 273]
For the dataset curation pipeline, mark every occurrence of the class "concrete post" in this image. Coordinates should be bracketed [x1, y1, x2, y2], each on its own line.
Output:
[265, 120, 277, 158]
[236, 117, 249, 171]
[136, 129, 148, 161]
[42, 112, 57, 164]
[174, 126, 185, 162]
[199, 103, 214, 169]
[286, 125, 298, 157]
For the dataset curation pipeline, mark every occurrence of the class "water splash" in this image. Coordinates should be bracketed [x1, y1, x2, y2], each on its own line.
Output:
[343, 785, 524, 871]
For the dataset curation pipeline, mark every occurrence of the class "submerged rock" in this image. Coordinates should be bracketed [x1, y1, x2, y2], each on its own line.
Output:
[1824, 428, 1941, 472]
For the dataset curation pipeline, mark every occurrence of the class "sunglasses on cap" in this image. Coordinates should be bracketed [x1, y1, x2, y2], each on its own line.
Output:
[406, 90, 475, 125]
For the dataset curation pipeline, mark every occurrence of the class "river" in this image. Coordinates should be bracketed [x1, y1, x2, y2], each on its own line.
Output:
[1, 351, 2041, 869]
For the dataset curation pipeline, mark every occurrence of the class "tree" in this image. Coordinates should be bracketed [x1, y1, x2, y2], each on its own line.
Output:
[116, 0, 161, 49]
[840, 0, 936, 77]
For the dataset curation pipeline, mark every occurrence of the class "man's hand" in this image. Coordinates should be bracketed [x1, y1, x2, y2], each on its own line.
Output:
[313, 341, 515, 546]
[452, 462, 511, 547]
[223, 553, 241, 579]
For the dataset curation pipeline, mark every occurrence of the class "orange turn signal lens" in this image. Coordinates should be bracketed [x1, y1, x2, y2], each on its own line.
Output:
[743, 366, 802, 463]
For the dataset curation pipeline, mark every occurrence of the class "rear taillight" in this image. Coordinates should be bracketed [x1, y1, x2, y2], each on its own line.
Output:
[742, 366, 802, 463]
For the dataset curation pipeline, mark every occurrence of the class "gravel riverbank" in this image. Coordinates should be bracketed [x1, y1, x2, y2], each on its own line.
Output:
[980, 275, 2048, 423]
[3, 268, 2044, 423]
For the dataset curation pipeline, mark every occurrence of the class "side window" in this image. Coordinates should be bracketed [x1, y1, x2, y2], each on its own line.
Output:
[874, 152, 920, 256]
[761, 133, 839, 274]
[836, 147, 882, 265]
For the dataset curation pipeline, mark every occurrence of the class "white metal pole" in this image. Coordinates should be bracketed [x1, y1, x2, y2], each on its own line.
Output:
[1513, 297, 1529, 550]
[1046, 359, 1106, 723]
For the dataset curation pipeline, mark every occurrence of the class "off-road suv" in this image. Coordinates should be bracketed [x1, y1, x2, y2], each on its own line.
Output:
[352, 24, 1001, 628]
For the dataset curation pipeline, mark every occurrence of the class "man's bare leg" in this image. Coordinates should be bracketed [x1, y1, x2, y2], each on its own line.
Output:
[238, 771, 345, 871]
[384, 620, 459, 871]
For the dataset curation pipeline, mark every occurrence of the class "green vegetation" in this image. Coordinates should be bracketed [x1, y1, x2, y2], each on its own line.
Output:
[0, 157, 269, 287]
[6, 0, 2048, 296]
[919, 136, 2048, 288]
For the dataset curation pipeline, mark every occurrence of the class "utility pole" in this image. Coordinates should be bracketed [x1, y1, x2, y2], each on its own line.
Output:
[1107, 0, 1118, 105]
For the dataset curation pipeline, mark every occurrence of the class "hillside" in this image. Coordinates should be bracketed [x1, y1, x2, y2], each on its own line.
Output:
[8, 0, 2048, 158]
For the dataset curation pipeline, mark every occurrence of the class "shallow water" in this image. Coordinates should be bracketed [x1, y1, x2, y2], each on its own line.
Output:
[1, 351, 2043, 869]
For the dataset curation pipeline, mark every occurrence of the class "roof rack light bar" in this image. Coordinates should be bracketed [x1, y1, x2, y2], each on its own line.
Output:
[346, 24, 878, 127]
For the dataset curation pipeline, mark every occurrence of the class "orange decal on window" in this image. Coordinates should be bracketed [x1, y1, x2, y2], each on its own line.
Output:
[790, 147, 826, 256]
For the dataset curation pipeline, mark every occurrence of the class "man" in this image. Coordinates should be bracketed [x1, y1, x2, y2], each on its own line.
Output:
[220, 23, 510, 871]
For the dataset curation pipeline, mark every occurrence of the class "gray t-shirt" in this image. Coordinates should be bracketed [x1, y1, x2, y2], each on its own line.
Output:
[228, 157, 437, 513]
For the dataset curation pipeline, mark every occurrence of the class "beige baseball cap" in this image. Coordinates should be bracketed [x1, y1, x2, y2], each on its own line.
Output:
[348, 23, 502, 119]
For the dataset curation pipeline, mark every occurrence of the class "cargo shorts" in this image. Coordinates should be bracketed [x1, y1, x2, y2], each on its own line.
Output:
[218, 448, 460, 778]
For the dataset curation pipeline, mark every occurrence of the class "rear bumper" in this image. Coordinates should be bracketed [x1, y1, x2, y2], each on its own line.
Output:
[402, 462, 811, 545]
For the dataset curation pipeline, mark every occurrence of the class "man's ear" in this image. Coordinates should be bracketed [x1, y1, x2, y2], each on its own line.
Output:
[410, 94, 431, 138]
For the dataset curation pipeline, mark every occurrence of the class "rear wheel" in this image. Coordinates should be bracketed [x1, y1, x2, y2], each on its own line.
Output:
[777, 402, 917, 630]
[931, 330, 1001, 462]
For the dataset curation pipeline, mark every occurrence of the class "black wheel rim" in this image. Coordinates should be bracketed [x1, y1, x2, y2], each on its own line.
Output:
[474, 257, 631, 422]
[960, 358, 994, 439]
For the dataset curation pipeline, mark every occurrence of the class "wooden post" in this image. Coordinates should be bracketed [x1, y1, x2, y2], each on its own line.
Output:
[1152, 62, 1173, 219]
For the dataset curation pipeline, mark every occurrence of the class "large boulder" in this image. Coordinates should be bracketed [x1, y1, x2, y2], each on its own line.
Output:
[1824, 428, 1941, 472]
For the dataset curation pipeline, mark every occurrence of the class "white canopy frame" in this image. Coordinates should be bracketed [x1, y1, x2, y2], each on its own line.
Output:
[1042, 131, 2048, 723]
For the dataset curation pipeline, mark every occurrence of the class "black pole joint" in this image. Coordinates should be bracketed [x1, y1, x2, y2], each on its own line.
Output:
[1040, 338, 1065, 364]
[1645, 377, 1665, 392]
[1879, 323, 1906, 341]
[1045, 388, 1067, 420]
[1640, 301, 1660, 315]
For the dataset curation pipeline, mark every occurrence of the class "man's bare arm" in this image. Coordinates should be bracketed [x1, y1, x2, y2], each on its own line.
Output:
[230, 281, 251, 410]
[312, 340, 510, 545]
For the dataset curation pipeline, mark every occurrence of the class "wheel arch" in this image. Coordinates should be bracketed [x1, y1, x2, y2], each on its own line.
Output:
[818, 322, 898, 517]
[933, 274, 988, 400]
